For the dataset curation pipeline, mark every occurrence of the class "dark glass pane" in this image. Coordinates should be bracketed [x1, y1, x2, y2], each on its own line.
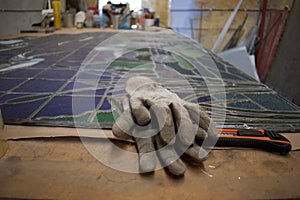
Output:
[1, 99, 46, 119]
[34, 96, 101, 117]
[37, 69, 77, 80]
[13, 79, 65, 93]
[246, 94, 297, 111]
[0, 78, 26, 91]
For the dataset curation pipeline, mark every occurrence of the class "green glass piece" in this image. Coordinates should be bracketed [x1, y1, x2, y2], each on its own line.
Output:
[94, 112, 115, 123]
[43, 113, 91, 122]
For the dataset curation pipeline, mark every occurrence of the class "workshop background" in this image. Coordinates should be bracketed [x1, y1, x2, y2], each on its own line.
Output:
[0, 0, 299, 104]
[0, 0, 300, 199]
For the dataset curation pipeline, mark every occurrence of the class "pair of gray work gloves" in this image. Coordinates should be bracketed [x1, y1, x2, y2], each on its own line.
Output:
[112, 76, 217, 176]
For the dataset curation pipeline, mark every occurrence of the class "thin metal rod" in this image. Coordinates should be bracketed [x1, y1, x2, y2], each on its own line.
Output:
[212, 0, 243, 53]
[0, 9, 42, 12]
[48, 0, 52, 9]
[170, 8, 285, 12]
[256, 0, 268, 70]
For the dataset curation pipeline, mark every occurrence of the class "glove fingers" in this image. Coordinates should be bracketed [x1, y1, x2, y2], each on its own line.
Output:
[203, 122, 219, 149]
[155, 135, 186, 176]
[135, 137, 157, 172]
[130, 96, 151, 126]
[112, 111, 134, 140]
[195, 126, 208, 140]
[185, 104, 219, 149]
[171, 102, 195, 147]
[183, 144, 209, 164]
[184, 103, 211, 131]
[151, 104, 176, 145]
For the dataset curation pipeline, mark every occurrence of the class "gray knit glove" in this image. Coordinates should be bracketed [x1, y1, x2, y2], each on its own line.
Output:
[112, 76, 217, 176]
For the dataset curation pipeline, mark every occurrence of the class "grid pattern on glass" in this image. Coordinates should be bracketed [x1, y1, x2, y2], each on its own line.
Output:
[0, 32, 300, 132]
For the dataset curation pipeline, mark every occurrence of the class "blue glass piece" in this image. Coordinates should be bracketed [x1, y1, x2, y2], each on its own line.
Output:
[197, 96, 212, 103]
[190, 96, 212, 104]
[71, 88, 107, 96]
[176, 92, 194, 99]
[7, 94, 50, 104]
[0, 78, 26, 91]
[75, 72, 101, 80]
[92, 51, 114, 58]
[212, 59, 227, 72]
[1, 99, 46, 119]
[107, 89, 126, 96]
[165, 62, 195, 75]
[213, 93, 245, 101]
[85, 64, 108, 70]
[100, 98, 111, 110]
[0, 69, 43, 78]
[190, 77, 205, 83]
[102, 72, 113, 78]
[113, 76, 122, 81]
[55, 61, 80, 68]
[100, 76, 111, 81]
[34, 96, 101, 117]
[62, 82, 93, 95]
[66, 54, 87, 62]
[96, 88, 107, 95]
[44, 55, 67, 62]
[197, 58, 215, 68]
[227, 101, 261, 110]
[227, 67, 254, 81]
[37, 69, 77, 80]
[194, 66, 217, 78]
[13, 79, 65, 93]
[220, 72, 244, 81]
[29, 60, 56, 69]
[0, 94, 27, 104]
[246, 94, 297, 111]
[0, 94, 49, 104]
[123, 51, 138, 59]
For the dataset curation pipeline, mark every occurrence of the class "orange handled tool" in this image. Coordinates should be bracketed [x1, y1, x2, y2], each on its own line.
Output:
[213, 129, 292, 155]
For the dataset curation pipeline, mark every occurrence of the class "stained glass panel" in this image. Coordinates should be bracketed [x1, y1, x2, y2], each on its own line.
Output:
[0, 31, 299, 132]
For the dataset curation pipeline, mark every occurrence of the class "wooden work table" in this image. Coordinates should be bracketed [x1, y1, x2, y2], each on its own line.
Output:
[0, 135, 299, 199]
